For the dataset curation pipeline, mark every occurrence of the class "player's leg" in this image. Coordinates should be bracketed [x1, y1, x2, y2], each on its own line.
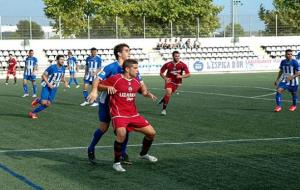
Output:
[5, 72, 9, 85]
[13, 72, 17, 84]
[68, 72, 73, 87]
[161, 86, 173, 115]
[80, 82, 90, 106]
[31, 77, 37, 97]
[113, 127, 127, 172]
[22, 78, 29, 97]
[275, 83, 285, 112]
[73, 73, 79, 88]
[134, 125, 157, 162]
[288, 86, 298, 111]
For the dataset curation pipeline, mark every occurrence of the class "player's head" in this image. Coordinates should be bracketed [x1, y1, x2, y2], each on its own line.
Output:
[56, 55, 65, 66]
[91, 47, 97, 56]
[28, 49, 34, 57]
[67, 51, 72, 57]
[8, 54, 12, 58]
[285, 49, 293, 60]
[123, 59, 138, 78]
[172, 51, 180, 63]
[114, 43, 130, 61]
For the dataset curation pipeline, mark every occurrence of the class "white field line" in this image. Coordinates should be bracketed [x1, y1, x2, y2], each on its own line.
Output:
[250, 92, 276, 98]
[0, 136, 299, 154]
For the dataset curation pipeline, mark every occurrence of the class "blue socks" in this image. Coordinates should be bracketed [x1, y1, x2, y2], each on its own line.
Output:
[74, 78, 78, 85]
[88, 129, 104, 152]
[83, 90, 88, 101]
[23, 84, 28, 94]
[33, 105, 47, 113]
[33, 84, 37, 95]
[276, 92, 282, 106]
[68, 78, 73, 86]
[292, 95, 298, 106]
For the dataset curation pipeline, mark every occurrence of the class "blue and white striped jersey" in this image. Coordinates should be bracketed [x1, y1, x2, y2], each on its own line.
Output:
[41, 64, 65, 88]
[279, 59, 300, 86]
[24, 56, 38, 76]
[67, 56, 78, 72]
[85, 55, 102, 82]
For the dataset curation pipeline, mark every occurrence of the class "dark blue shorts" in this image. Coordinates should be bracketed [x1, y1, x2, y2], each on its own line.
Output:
[278, 82, 298, 93]
[98, 98, 110, 123]
[41, 87, 58, 102]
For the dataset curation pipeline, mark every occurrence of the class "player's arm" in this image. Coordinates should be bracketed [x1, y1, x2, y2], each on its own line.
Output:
[140, 84, 157, 101]
[177, 64, 191, 79]
[98, 80, 116, 95]
[160, 64, 170, 83]
[61, 74, 68, 88]
[13, 60, 17, 71]
[42, 71, 54, 89]
[87, 78, 101, 103]
[274, 69, 283, 86]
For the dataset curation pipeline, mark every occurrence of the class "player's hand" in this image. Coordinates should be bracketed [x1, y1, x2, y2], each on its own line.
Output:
[287, 75, 294, 82]
[148, 92, 157, 101]
[165, 78, 171, 83]
[48, 83, 54, 89]
[87, 91, 98, 103]
[176, 74, 182, 79]
[107, 86, 117, 95]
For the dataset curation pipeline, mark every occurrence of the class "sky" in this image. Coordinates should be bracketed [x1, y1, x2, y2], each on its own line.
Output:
[0, 0, 274, 30]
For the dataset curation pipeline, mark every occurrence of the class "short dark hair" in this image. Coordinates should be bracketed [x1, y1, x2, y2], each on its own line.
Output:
[114, 43, 130, 60]
[8, 54, 12, 56]
[29, 49, 34, 53]
[56, 55, 64, 61]
[172, 51, 180, 57]
[68, 50, 72, 55]
[286, 49, 293, 54]
[122, 59, 138, 71]
[91, 47, 97, 51]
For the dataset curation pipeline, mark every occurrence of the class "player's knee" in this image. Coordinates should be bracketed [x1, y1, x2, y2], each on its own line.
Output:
[99, 123, 109, 133]
[147, 127, 156, 139]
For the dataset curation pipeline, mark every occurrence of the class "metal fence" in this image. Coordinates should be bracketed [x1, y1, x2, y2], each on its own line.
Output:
[0, 15, 299, 40]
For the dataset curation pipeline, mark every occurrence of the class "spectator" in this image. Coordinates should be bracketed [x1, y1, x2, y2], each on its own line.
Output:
[156, 38, 163, 49]
[179, 37, 185, 48]
[185, 39, 192, 49]
[162, 38, 169, 49]
[193, 38, 201, 48]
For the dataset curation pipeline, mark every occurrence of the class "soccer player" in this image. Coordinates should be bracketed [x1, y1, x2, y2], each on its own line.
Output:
[67, 51, 80, 88]
[158, 51, 190, 115]
[23, 50, 38, 98]
[274, 49, 300, 112]
[29, 55, 66, 119]
[87, 43, 152, 164]
[5, 54, 17, 85]
[80, 47, 102, 107]
[98, 59, 157, 172]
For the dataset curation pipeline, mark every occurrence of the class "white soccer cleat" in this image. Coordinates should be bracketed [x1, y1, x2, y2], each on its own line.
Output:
[76, 85, 80, 88]
[80, 101, 89, 106]
[32, 94, 37, 98]
[140, 154, 158, 163]
[5, 83, 8, 85]
[113, 162, 126, 172]
[22, 94, 29, 98]
[90, 102, 99, 107]
[161, 109, 167, 116]
[67, 85, 71, 88]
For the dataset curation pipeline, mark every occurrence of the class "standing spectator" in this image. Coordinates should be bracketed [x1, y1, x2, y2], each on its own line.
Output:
[156, 38, 163, 49]
[193, 38, 201, 48]
[185, 39, 192, 49]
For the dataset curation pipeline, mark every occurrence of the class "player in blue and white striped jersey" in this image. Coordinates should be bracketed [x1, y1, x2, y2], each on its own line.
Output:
[80, 47, 102, 107]
[29, 55, 67, 119]
[274, 49, 300, 112]
[67, 51, 80, 88]
[22, 50, 38, 98]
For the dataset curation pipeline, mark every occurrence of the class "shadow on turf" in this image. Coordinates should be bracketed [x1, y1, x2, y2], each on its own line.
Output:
[0, 113, 28, 118]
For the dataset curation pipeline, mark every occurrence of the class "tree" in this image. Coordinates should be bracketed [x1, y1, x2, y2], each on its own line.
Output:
[43, 0, 222, 38]
[224, 23, 245, 37]
[259, 1, 300, 36]
[16, 20, 45, 39]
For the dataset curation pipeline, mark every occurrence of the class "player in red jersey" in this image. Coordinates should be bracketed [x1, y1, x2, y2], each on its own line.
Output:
[98, 59, 157, 172]
[6, 54, 17, 85]
[159, 51, 190, 115]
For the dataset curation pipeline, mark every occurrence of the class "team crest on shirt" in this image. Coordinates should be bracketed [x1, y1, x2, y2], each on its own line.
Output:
[128, 86, 133, 92]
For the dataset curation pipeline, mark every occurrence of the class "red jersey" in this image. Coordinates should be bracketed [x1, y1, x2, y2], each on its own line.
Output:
[160, 61, 190, 84]
[8, 58, 17, 71]
[102, 74, 141, 118]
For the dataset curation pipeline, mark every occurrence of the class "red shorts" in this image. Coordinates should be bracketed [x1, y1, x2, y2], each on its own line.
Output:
[7, 70, 16, 76]
[165, 82, 179, 93]
[112, 115, 150, 132]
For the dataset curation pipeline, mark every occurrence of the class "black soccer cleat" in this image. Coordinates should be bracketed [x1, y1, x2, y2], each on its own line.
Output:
[88, 151, 97, 164]
[157, 97, 164, 105]
[121, 153, 132, 165]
